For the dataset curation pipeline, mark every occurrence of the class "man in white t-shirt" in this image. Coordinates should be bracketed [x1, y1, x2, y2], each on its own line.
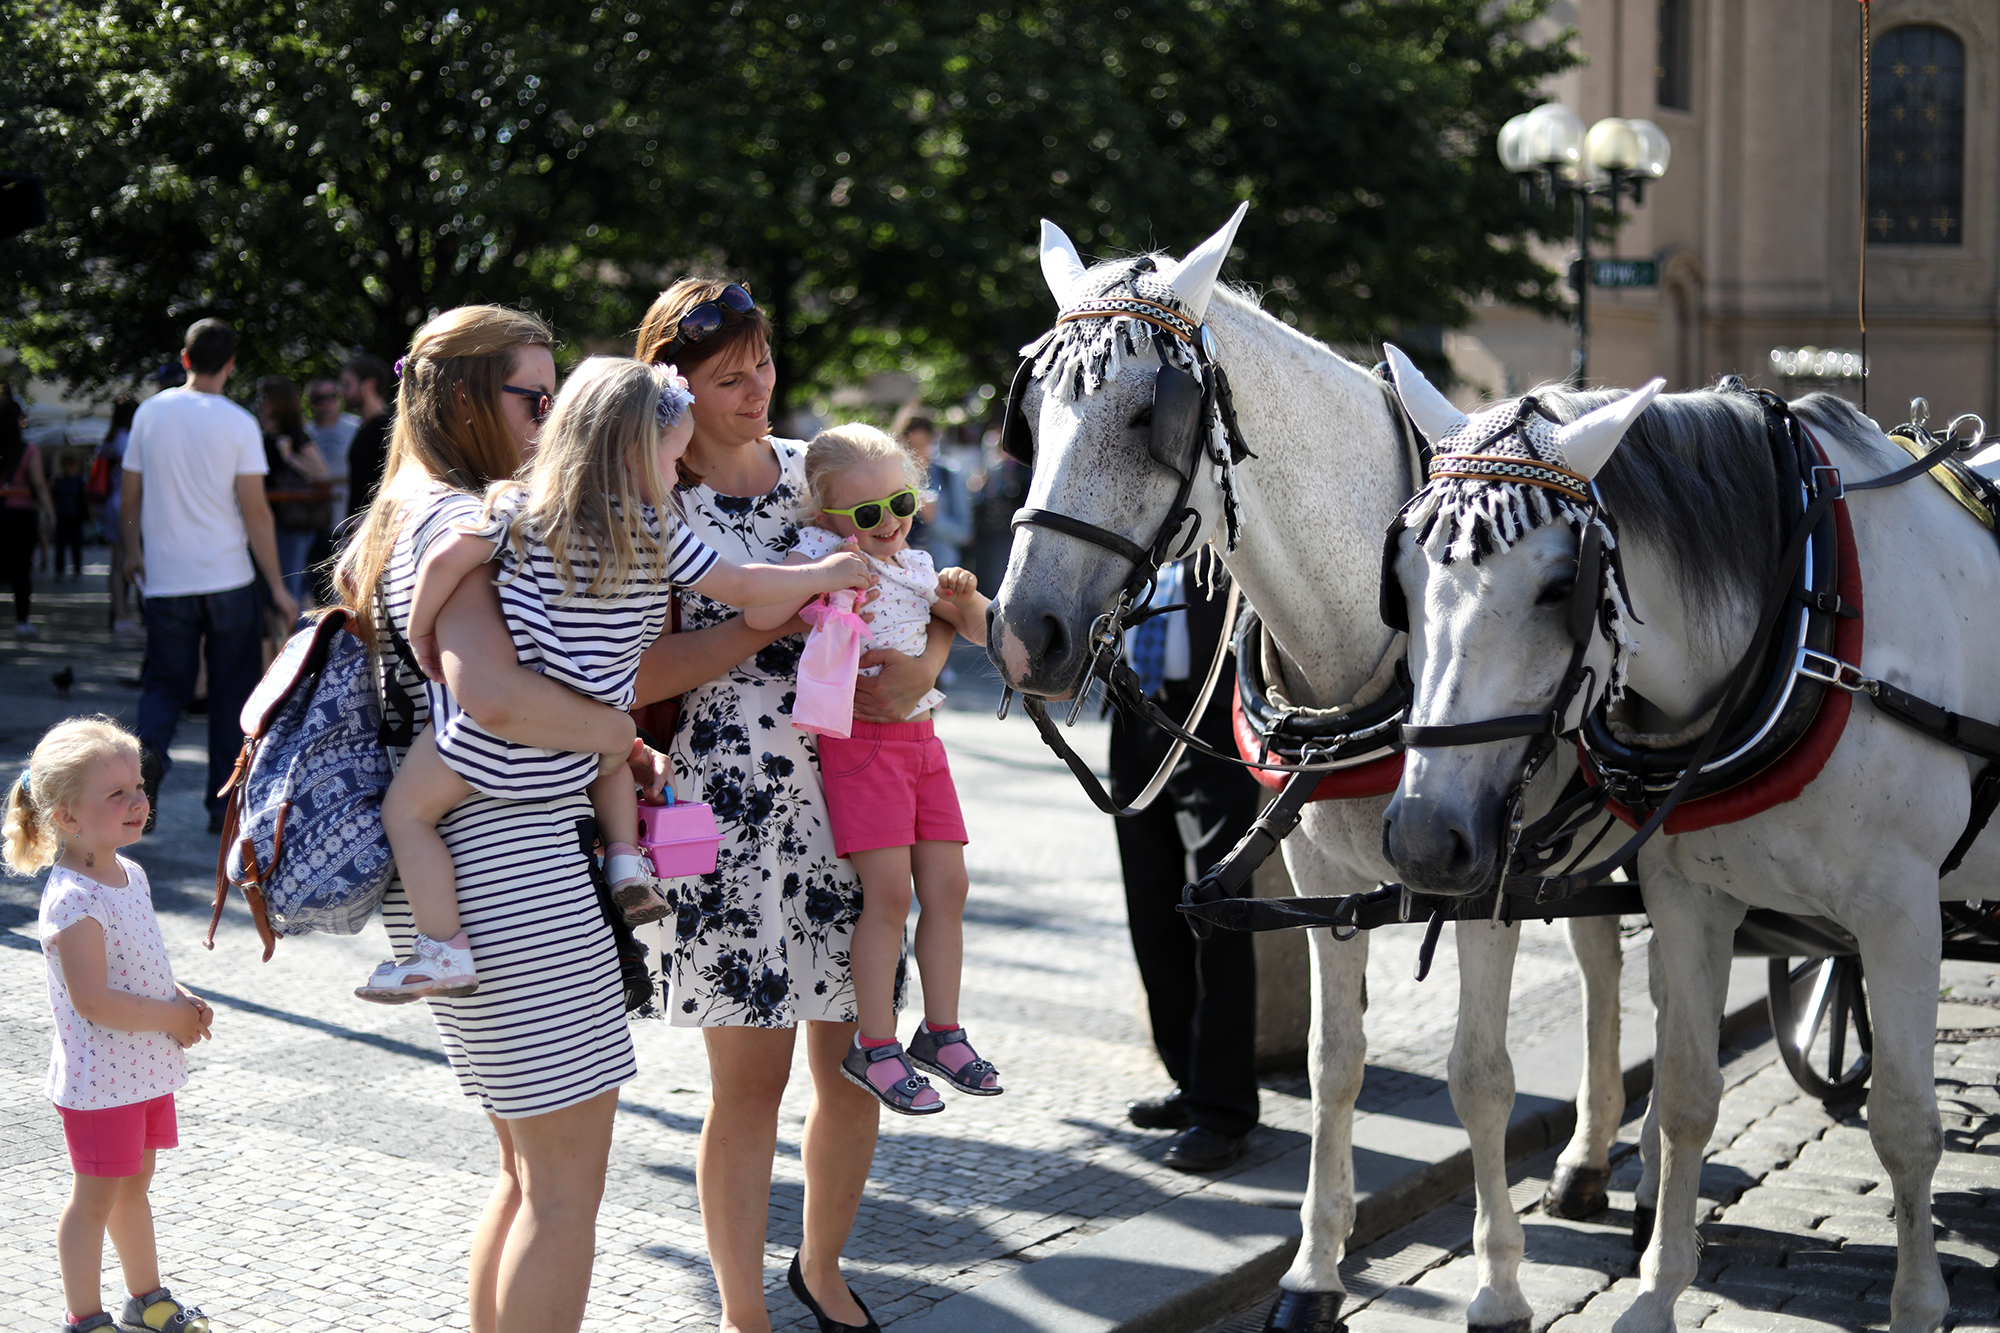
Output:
[123, 318, 298, 834]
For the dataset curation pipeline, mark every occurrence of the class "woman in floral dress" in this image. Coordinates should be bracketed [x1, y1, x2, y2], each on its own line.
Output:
[632, 279, 952, 1333]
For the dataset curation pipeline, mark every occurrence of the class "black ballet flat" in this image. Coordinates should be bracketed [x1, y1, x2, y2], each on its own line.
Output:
[788, 1252, 881, 1333]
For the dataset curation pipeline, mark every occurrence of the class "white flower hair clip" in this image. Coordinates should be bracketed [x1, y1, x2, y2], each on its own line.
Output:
[657, 364, 695, 429]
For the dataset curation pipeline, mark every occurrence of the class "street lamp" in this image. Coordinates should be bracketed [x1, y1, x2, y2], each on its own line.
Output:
[1499, 106, 1670, 387]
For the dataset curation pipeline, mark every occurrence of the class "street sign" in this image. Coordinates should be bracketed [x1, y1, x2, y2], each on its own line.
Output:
[1590, 258, 1658, 288]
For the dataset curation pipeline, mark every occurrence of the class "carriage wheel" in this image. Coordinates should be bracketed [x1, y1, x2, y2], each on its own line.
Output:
[1766, 956, 1872, 1104]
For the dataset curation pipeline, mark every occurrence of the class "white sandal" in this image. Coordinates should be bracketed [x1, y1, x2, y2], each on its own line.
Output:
[608, 853, 673, 926]
[355, 932, 478, 1003]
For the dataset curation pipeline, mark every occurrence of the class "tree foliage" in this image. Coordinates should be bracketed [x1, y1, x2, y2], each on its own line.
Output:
[2, 1, 1576, 405]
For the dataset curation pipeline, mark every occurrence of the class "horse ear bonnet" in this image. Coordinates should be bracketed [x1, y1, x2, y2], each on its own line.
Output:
[1149, 362, 1206, 478]
[1001, 354, 1038, 466]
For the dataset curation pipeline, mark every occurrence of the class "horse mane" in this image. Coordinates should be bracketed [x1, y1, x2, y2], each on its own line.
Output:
[1526, 384, 1891, 648]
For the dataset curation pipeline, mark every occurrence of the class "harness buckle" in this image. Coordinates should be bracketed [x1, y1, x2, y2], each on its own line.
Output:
[1796, 648, 1871, 694]
[1810, 464, 1845, 501]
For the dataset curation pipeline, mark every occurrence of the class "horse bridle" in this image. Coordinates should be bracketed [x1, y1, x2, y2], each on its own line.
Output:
[997, 280, 1250, 728]
[1378, 396, 1615, 901]
[1390, 392, 1970, 907]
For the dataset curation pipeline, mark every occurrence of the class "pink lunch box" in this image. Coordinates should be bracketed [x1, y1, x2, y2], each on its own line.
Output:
[637, 791, 722, 878]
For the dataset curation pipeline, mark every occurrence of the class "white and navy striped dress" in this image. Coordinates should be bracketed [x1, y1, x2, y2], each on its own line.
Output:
[374, 484, 641, 1119]
[432, 486, 719, 798]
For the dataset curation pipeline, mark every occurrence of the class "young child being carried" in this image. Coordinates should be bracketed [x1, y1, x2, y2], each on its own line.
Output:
[745, 424, 1000, 1113]
[356, 358, 871, 1003]
[8, 716, 216, 1333]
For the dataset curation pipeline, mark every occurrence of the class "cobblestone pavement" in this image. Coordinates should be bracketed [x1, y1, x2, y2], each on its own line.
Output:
[2, 561, 1650, 1332]
[1205, 960, 2000, 1333]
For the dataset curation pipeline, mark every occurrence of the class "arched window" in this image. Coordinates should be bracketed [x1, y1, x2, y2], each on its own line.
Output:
[1868, 25, 1965, 245]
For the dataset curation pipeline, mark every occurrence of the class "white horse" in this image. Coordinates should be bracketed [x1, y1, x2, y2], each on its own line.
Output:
[987, 208, 1631, 1333]
[1378, 359, 1998, 1333]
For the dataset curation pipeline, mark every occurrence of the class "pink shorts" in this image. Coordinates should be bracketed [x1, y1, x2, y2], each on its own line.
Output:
[57, 1093, 178, 1177]
[817, 720, 968, 857]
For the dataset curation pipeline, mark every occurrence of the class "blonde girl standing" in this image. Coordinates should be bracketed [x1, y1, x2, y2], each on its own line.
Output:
[7, 716, 214, 1333]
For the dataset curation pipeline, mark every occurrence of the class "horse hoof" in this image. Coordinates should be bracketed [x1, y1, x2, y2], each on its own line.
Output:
[1631, 1203, 1655, 1252]
[1264, 1290, 1347, 1333]
[1468, 1322, 1532, 1333]
[1542, 1164, 1610, 1219]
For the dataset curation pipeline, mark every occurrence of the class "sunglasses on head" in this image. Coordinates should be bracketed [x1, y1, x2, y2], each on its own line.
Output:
[822, 487, 919, 533]
[667, 283, 757, 354]
[502, 384, 554, 424]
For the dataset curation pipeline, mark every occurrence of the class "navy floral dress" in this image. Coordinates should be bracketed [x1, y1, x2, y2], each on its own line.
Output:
[664, 439, 902, 1027]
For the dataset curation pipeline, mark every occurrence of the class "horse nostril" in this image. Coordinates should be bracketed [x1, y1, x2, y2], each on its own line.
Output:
[1445, 826, 1475, 875]
[1041, 614, 1070, 666]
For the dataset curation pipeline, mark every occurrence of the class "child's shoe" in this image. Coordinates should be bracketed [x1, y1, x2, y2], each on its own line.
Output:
[839, 1037, 945, 1115]
[117, 1287, 209, 1332]
[608, 850, 673, 926]
[63, 1315, 115, 1333]
[907, 1021, 1002, 1096]
[354, 931, 478, 1003]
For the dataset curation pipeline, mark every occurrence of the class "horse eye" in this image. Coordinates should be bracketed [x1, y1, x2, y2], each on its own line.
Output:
[1535, 566, 1577, 606]
[1129, 406, 1152, 431]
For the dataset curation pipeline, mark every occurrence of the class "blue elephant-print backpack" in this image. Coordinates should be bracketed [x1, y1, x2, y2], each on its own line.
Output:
[206, 608, 409, 960]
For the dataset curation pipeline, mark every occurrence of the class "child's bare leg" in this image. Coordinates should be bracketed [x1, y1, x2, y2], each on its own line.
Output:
[104, 1151, 160, 1300]
[909, 840, 970, 1025]
[846, 846, 940, 1107]
[58, 1171, 123, 1318]
[380, 729, 475, 941]
[589, 751, 638, 854]
[909, 839, 996, 1089]
[847, 847, 913, 1041]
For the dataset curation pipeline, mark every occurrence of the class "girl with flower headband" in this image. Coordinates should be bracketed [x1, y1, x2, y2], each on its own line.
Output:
[355, 356, 871, 1003]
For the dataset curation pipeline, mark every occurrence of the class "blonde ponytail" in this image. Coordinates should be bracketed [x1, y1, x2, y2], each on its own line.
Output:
[3, 717, 142, 876]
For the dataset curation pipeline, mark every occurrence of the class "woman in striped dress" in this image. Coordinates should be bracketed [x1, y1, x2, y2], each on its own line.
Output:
[630, 280, 954, 1333]
[335, 308, 665, 1333]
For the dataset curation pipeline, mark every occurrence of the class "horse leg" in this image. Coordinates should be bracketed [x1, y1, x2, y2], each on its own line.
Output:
[1854, 901, 1946, 1333]
[1614, 878, 1739, 1333]
[1544, 914, 1624, 1221]
[1268, 913, 1369, 1333]
[1451, 919, 1531, 1333]
[1632, 931, 1664, 1252]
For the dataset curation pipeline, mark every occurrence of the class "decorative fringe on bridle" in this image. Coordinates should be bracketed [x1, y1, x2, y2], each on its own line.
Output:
[1399, 472, 1638, 704]
[1023, 264, 1247, 550]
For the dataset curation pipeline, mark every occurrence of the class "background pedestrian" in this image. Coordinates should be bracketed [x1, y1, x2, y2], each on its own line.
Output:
[50, 454, 87, 579]
[1, 388, 55, 637]
[302, 376, 357, 606]
[900, 416, 972, 573]
[95, 399, 139, 641]
[339, 354, 393, 524]
[253, 375, 331, 608]
[121, 318, 297, 834]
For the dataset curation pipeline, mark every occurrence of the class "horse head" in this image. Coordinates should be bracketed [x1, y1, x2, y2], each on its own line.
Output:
[1380, 348, 1661, 896]
[988, 205, 1248, 698]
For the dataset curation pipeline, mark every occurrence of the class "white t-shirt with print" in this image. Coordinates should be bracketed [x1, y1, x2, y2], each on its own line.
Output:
[39, 858, 188, 1111]
[793, 525, 946, 718]
[123, 385, 268, 597]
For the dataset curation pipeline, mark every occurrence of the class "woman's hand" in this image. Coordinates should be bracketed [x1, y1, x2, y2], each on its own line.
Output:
[627, 738, 671, 802]
[411, 632, 445, 682]
[853, 617, 954, 723]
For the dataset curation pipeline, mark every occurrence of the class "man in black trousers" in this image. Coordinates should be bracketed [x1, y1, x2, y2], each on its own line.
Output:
[1109, 557, 1263, 1171]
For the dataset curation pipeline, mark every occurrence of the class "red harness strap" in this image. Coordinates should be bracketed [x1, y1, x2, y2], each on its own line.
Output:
[1593, 488, 1863, 833]
[1231, 688, 1406, 802]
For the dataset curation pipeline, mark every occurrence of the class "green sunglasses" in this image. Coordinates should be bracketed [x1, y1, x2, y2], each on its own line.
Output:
[822, 487, 920, 532]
